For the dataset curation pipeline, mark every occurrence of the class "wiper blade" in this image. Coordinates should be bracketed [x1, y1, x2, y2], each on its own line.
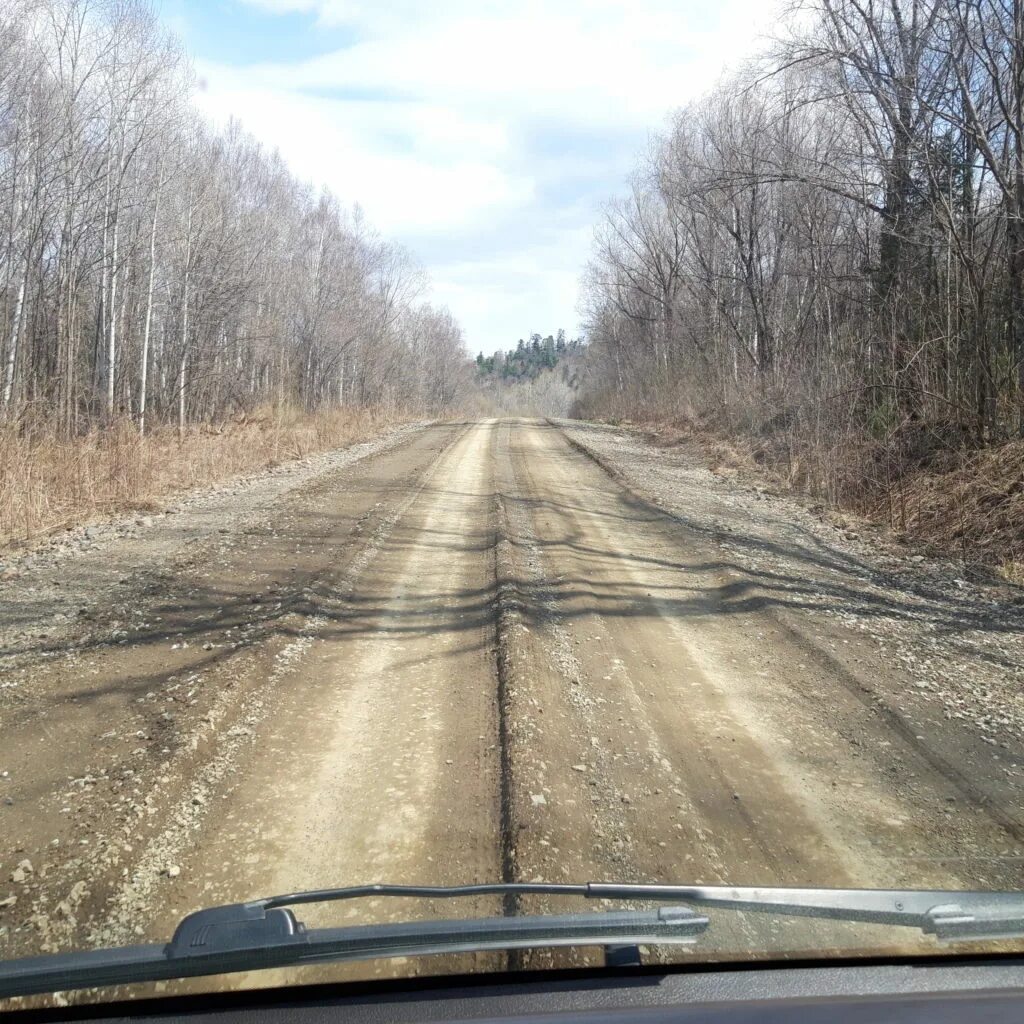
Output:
[0, 902, 706, 1000]
[3, 880, 1023, 1000]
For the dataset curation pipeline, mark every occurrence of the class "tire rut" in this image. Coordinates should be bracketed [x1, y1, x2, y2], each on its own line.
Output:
[0, 424, 471, 962]
[490, 420, 522, 921]
[553, 419, 1024, 850]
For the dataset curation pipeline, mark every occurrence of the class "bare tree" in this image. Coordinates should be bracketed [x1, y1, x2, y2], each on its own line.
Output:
[0, 0, 469, 441]
[578, 0, 1024, 514]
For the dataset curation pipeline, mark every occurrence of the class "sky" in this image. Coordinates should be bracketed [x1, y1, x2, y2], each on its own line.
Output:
[162, 0, 775, 355]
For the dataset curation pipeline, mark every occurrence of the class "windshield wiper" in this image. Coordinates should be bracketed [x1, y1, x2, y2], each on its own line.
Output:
[2, 881, 1023, 1000]
[0, 898, 705, 999]
[579, 883, 1024, 942]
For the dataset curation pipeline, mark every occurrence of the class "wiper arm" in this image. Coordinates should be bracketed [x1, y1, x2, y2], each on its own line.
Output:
[583, 883, 1024, 943]
[0, 902, 706, 1000]
[261, 881, 1024, 942]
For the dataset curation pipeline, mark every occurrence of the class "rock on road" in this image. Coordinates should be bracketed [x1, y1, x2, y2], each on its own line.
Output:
[2, 418, 1024, 994]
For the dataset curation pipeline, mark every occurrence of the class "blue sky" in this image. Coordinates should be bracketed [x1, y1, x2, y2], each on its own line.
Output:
[162, 0, 774, 355]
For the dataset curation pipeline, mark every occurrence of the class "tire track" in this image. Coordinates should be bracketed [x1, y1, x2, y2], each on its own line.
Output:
[0, 424, 470, 963]
[491, 420, 521, 921]
[91, 424, 475, 951]
[555, 419, 1024, 850]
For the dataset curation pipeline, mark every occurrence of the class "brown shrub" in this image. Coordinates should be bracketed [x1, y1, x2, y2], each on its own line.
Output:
[618, 401, 1023, 571]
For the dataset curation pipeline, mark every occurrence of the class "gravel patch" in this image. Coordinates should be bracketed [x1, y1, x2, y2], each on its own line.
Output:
[0, 422, 430, 662]
[556, 418, 1024, 753]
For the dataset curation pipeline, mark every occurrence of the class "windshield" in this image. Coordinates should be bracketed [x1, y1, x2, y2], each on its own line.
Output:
[3, 0, 1024, 1008]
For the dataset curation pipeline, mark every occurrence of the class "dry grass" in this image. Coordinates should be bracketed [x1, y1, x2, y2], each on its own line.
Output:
[576, 379, 1024, 574]
[887, 441, 1024, 570]
[628, 411, 1024, 575]
[0, 406, 411, 549]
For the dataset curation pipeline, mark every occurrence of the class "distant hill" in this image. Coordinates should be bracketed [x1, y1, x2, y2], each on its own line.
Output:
[474, 331, 585, 417]
[475, 331, 584, 382]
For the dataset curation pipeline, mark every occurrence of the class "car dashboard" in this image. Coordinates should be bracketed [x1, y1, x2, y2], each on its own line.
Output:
[7, 954, 1024, 1024]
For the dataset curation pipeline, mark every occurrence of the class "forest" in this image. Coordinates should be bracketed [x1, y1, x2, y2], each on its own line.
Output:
[5, 0, 1024, 563]
[0, 0, 470, 541]
[475, 331, 584, 381]
[576, 0, 1024, 560]
[0, 0, 469, 434]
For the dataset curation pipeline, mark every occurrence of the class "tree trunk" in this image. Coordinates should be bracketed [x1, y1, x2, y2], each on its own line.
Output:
[106, 215, 118, 417]
[2, 273, 26, 411]
[139, 188, 160, 436]
[1008, 205, 1024, 432]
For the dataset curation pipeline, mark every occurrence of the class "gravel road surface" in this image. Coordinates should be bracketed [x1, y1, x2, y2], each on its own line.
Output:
[2, 418, 1024, 998]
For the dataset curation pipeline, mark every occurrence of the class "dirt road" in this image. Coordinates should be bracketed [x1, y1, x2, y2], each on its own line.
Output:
[2, 418, 1024, 993]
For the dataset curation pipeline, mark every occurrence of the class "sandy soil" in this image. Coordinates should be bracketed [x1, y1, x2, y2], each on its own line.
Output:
[2, 418, 1023, 1001]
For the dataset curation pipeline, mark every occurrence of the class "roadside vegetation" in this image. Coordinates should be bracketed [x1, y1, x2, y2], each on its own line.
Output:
[0, 406, 409, 547]
[576, 0, 1024, 573]
[0, 0, 470, 546]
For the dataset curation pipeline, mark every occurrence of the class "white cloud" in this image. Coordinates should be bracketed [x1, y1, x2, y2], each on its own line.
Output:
[232, 0, 769, 123]
[194, 73, 527, 232]
[193, 0, 777, 351]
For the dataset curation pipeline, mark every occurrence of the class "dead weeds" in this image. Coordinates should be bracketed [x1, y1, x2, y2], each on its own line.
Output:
[625, 413, 1024, 576]
[0, 406, 412, 549]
